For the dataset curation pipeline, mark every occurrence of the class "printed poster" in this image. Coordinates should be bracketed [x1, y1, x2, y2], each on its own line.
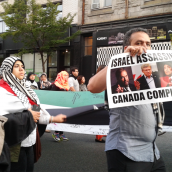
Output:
[107, 50, 172, 108]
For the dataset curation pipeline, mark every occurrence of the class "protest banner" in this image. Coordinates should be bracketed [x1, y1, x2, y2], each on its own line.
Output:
[107, 50, 172, 108]
[34, 90, 110, 135]
[35, 80, 172, 134]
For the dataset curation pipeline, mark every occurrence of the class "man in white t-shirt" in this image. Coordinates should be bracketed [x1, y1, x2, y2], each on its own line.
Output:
[68, 67, 79, 91]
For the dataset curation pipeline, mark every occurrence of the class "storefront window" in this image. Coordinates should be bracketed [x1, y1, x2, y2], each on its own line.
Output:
[104, 0, 112, 6]
[0, 22, 2, 33]
[48, 51, 57, 67]
[35, 53, 47, 77]
[0, 54, 4, 66]
[22, 53, 34, 74]
[48, 68, 57, 82]
[64, 67, 70, 74]
[64, 51, 70, 66]
[57, 5, 63, 20]
[84, 36, 93, 56]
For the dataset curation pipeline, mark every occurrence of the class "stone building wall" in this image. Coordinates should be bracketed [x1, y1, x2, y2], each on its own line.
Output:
[81, 0, 172, 25]
[62, 0, 79, 24]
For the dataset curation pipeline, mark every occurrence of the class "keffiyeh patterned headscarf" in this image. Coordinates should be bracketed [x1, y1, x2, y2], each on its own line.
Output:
[54, 71, 69, 91]
[0, 56, 39, 106]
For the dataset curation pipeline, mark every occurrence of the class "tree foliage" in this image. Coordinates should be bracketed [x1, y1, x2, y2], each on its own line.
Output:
[0, 0, 80, 72]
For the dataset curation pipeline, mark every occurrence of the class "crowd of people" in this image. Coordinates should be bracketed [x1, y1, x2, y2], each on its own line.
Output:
[24, 67, 91, 142]
[0, 27, 169, 172]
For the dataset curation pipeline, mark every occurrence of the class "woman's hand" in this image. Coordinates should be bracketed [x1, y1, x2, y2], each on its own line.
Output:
[28, 108, 40, 123]
[52, 114, 67, 123]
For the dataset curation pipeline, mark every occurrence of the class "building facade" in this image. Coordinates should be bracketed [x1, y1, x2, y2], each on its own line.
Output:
[77, 0, 172, 84]
[0, 0, 172, 83]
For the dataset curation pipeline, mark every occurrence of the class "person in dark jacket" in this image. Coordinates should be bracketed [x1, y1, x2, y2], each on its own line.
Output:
[37, 73, 51, 89]
[26, 72, 38, 89]
[136, 63, 161, 90]
[95, 65, 107, 143]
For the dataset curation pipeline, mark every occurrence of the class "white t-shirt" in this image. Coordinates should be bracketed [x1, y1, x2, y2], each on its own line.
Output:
[68, 77, 79, 91]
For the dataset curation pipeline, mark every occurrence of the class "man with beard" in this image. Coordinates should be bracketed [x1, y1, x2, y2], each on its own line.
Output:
[112, 68, 136, 93]
[87, 27, 166, 172]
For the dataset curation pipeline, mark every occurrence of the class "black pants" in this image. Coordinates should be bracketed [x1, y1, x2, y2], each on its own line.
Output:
[106, 149, 166, 172]
[10, 146, 34, 172]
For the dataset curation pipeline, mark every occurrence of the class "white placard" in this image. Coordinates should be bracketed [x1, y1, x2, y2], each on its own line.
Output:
[107, 50, 172, 108]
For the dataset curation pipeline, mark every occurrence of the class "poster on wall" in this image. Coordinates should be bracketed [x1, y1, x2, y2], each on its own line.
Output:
[96, 24, 169, 46]
[146, 25, 167, 40]
[107, 50, 172, 108]
[168, 30, 172, 46]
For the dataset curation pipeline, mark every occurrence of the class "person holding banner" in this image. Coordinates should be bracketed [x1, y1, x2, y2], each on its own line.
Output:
[0, 57, 67, 172]
[26, 72, 38, 90]
[95, 65, 107, 143]
[87, 28, 166, 172]
[68, 67, 79, 91]
[37, 73, 51, 89]
[44, 71, 70, 142]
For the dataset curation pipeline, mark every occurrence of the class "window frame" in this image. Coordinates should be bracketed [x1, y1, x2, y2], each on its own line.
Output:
[84, 36, 93, 56]
[91, 0, 112, 10]
[104, 0, 112, 7]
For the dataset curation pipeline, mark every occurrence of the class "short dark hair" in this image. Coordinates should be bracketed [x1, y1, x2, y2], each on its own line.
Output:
[71, 67, 78, 73]
[115, 68, 126, 80]
[96, 65, 106, 74]
[77, 75, 84, 84]
[123, 27, 149, 47]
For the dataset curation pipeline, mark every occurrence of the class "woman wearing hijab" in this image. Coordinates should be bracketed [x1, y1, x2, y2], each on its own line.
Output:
[46, 71, 69, 142]
[0, 57, 67, 172]
[26, 72, 38, 89]
[49, 71, 69, 91]
[37, 73, 51, 89]
[159, 62, 172, 87]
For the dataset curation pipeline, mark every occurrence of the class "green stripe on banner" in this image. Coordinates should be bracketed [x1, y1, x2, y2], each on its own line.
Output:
[34, 90, 105, 108]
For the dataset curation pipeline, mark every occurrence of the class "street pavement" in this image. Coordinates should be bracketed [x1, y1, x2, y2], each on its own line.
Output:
[34, 132, 172, 172]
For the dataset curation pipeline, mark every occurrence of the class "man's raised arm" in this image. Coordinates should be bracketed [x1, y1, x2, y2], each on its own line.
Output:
[87, 66, 107, 93]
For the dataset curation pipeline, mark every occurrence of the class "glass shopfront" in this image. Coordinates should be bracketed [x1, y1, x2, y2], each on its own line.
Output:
[48, 51, 58, 82]
[47, 49, 71, 82]
[0, 54, 4, 67]
[5, 49, 71, 82]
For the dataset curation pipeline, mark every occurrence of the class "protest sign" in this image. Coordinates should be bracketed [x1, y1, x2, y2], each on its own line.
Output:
[34, 83, 172, 134]
[107, 50, 172, 108]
